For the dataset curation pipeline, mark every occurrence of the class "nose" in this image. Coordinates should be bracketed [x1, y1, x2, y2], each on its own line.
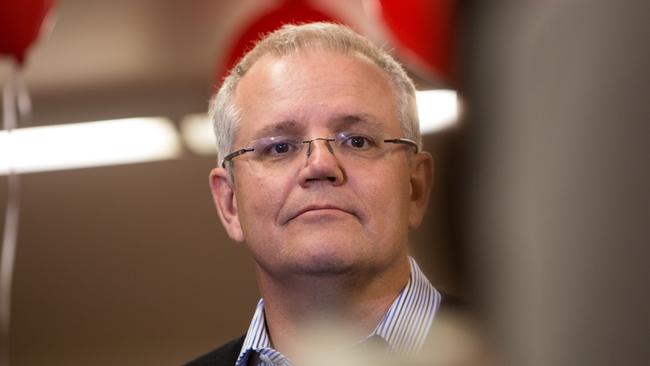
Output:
[305, 137, 334, 157]
[299, 138, 345, 186]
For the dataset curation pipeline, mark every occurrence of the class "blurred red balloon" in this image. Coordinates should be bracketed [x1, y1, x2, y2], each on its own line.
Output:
[378, 0, 456, 83]
[0, 0, 55, 64]
[217, 0, 338, 85]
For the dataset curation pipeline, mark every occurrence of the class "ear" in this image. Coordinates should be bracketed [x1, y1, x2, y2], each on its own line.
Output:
[408, 152, 434, 229]
[209, 167, 244, 242]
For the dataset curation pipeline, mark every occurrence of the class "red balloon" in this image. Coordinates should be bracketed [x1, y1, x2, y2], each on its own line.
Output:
[0, 0, 55, 64]
[378, 0, 456, 84]
[217, 0, 338, 84]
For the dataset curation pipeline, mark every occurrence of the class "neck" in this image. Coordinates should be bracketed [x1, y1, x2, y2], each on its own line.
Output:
[255, 255, 411, 360]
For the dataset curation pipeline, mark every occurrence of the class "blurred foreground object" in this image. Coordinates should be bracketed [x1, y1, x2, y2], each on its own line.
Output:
[216, 0, 457, 87]
[286, 310, 494, 366]
[463, 1, 650, 365]
[1, 1, 56, 365]
[0, 0, 54, 64]
[373, 0, 456, 84]
[216, 0, 338, 82]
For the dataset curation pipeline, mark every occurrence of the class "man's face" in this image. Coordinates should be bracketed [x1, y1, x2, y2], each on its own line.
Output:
[210, 49, 432, 278]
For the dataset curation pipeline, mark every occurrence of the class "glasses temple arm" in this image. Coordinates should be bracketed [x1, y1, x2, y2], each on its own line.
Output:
[383, 138, 419, 153]
[221, 148, 254, 168]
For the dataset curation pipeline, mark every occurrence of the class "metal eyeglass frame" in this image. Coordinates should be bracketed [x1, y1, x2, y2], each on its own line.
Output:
[220, 137, 419, 169]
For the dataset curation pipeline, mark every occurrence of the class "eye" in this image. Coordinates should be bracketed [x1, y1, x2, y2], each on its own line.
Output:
[349, 136, 367, 148]
[260, 138, 300, 157]
[342, 134, 374, 150]
[272, 142, 291, 154]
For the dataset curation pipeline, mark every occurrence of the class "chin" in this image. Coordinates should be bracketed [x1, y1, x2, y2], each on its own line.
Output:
[284, 237, 369, 277]
[290, 255, 358, 277]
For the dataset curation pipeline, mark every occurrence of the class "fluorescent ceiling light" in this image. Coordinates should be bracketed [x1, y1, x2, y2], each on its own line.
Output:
[416, 89, 459, 134]
[180, 114, 216, 156]
[179, 89, 460, 156]
[0, 117, 182, 175]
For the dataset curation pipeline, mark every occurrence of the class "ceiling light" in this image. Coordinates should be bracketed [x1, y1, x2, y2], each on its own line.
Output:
[180, 114, 216, 156]
[416, 89, 459, 134]
[0, 117, 182, 175]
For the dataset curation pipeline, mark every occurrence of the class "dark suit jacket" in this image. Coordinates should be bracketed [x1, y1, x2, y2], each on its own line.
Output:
[184, 335, 246, 366]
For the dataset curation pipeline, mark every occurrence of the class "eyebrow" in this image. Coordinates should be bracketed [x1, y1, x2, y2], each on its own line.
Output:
[330, 113, 385, 131]
[251, 120, 304, 140]
[249, 113, 385, 140]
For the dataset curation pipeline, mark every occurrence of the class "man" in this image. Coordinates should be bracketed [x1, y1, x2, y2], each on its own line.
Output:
[187, 22, 440, 366]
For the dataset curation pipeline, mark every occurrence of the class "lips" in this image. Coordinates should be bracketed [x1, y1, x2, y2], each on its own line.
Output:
[283, 204, 358, 224]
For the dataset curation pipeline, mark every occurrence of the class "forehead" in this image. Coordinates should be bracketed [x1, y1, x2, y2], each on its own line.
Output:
[232, 49, 401, 141]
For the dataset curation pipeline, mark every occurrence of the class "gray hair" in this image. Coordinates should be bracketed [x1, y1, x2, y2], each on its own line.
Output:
[210, 22, 420, 167]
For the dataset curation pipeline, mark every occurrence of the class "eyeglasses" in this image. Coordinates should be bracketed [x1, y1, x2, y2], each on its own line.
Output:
[221, 131, 419, 174]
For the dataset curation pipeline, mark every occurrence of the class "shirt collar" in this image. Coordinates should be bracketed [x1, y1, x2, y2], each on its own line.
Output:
[235, 257, 441, 366]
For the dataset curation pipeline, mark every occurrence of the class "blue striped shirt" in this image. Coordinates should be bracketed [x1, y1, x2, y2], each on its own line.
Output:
[235, 257, 441, 366]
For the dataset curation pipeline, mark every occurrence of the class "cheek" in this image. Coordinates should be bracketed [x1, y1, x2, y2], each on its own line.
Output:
[234, 174, 289, 235]
[356, 168, 412, 233]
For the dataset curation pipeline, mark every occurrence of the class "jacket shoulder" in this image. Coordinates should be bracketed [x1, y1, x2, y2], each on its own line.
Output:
[183, 335, 246, 366]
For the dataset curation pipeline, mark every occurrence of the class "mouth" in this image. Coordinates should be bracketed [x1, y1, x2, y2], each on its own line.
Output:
[285, 204, 358, 224]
